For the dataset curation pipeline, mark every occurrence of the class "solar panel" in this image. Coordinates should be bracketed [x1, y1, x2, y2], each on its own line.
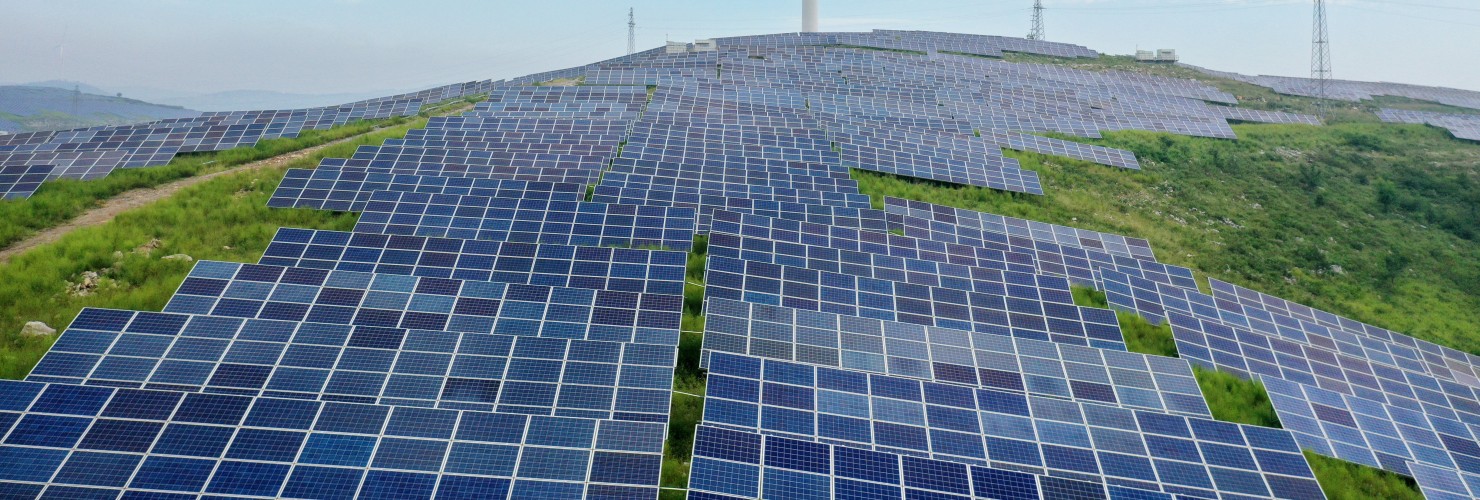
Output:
[590, 186, 884, 233]
[689, 424, 1188, 500]
[701, 297, 1211, 417]
[703, 248, 1125, 349]
[699, 351, 1325, 499]
[28, 307, 675, 419]
[355, 191, 698, 252]
[711, 210, 1042, 277]
[0, 164, 54, 199]
[0, 379, 667, 498]
[269, 170, 587, 212]
[260, 228, 688, 295]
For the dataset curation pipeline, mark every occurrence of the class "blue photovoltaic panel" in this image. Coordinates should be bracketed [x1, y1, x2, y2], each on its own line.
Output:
[403, 129, 626, 145]
[27, 308, 675, 419]
[703, 253, 1126, 350]
[592, 184, 872, 226]
[979, 129, 1141, 170]
[423, 117, 633, 134]
[378, 139, 620, 157]
[605, 159, 858, 191]
[155, 260, 683, 346]
[1410, 462, 1480, 500]
[837, 135, 1044, 195]
[1100, 266, 1480, 482]
[268, 169, 586, 211]
[0, 379, 666, 498]
[886, 198, 1192, 289]
[885, 197, 1158, 261]
[707, 228, 1077, 301]
[0, 164, 55, 199]
[700, 351, 1325, 499]
[688, 424, 1182, 500]
[701, 297, 1210, 417]
[260, 228, 687, 295]
[711, 210, 1041, 276]
[354, 191, 698, 252]
[589, 186, 886, 233]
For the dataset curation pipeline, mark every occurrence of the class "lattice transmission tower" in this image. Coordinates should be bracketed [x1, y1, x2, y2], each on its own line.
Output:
[627, 8, 637, 56]
[1311, 0, 1332, 118]
[1027, 0, 1045, 41]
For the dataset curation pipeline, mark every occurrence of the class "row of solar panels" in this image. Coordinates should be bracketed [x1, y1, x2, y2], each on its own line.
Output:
[1376, 108, 1480, 142]
[0, 81, 501, 200]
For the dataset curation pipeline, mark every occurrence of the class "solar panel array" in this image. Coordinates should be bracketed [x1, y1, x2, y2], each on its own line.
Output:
[1377, 108, 1480, 142]
[1187, 64, 1480, 112]
[19, 29, 1479, 500]
[0, 81, 498, 199]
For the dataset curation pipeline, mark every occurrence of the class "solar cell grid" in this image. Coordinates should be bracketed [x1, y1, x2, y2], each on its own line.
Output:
[610, 156, 851, 181]
[0, 379, 667, 498]
[711, 210, 1041, 277]
[153, 260, 683, 346]
[700, 297, 1211, 417]
[707, 229, 1073, 301]
[260, 227, 687, 295]
[598, 169, 860, 200]
[590, 186, 883, 233]
[688, 425, 1183, 500]
[403, 129, 626, 145]
[0, 164, 55, 199]
[0, 150, 128, 181]
[28, 307, 675, 419]
[269, 169, 586, 212]
[354, 191, 698, 252]
[699, 351, 1324, 499]
[377, 139, 619, 158]
[837, 134, 1043, 195]
[423, 117, 633, 134]
[703, 246, 1126, 350]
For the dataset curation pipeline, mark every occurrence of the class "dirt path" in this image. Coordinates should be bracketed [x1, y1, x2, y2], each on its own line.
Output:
[0, 102, 478, 265]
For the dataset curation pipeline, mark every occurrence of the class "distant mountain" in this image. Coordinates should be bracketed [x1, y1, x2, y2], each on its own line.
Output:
[0, 86, 199, 133]
[21, 80, 108, 95]
[6, 80, 418, 113]
[132, 89, 406, 112]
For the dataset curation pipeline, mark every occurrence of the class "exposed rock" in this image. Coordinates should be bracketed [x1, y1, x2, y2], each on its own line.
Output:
[162, 254, 193, 262]
[133, 238, 163, 255]
[20, 321, 55, 337]
[67, 271, 103, 297]
[1330, 265, 1345, 275]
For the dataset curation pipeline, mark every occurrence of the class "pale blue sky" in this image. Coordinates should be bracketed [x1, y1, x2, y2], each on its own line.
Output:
[3, 0, 1478, 95]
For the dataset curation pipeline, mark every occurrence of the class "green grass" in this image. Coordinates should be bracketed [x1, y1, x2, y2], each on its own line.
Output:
[0, 116, 409, 249]
[1192, 366, 1281, 428]
[0, 119, 433, 379]
[661, 234, 709, 499]
[1305, 451, 1425, 500]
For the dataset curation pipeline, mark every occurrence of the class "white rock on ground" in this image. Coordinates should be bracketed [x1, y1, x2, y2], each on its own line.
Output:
[162, 254, 193, 262]
[21, 321, 55, 336]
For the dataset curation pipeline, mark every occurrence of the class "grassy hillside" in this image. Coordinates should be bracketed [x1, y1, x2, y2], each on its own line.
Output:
[0, 120, 429, 379]
[855, 120, 1480, 355]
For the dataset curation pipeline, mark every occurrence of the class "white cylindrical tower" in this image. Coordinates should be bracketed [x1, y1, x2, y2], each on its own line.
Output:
[803, 0, 819, 33]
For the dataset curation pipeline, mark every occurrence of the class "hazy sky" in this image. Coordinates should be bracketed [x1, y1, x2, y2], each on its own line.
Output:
[3, 0, 1478, 96]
